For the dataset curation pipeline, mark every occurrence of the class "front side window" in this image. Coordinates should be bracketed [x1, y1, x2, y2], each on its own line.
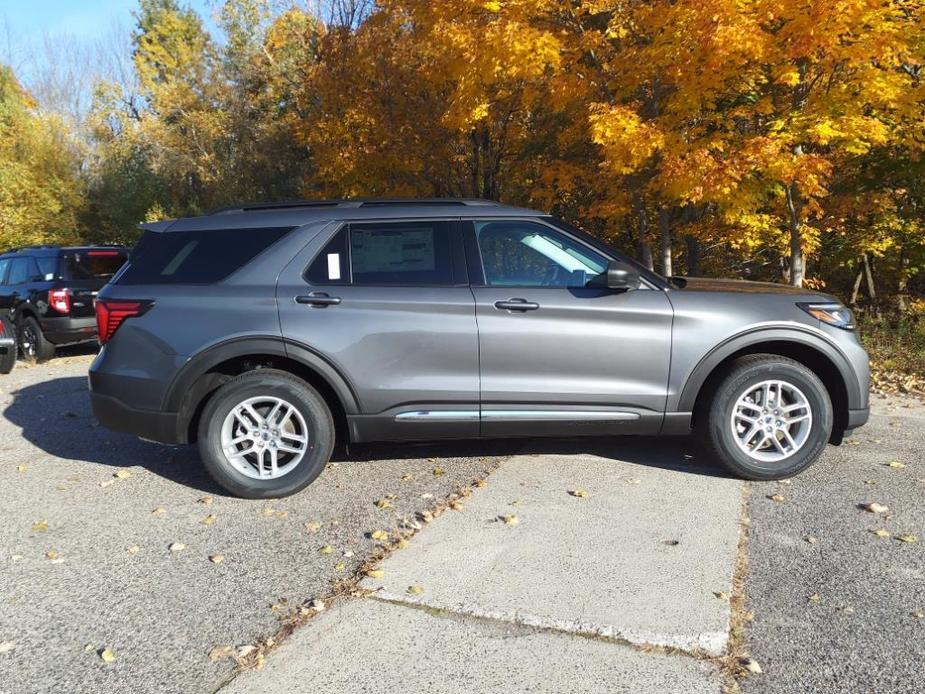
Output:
[475, 220, 608, 288]
[7, 257, 39, 285]
[306, 221, 455, 286]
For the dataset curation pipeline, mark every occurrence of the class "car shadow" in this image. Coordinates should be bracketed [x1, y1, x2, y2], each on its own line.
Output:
[3, 375, 731, 495]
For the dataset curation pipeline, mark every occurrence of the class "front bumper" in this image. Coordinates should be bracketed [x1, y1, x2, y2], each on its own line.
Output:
[90, 391, 183, 444]
[847, 407, 870, 430]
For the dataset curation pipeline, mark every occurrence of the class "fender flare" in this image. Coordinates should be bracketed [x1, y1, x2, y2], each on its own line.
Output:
[163, 336, 360, 419]
[676, 327, 863, 413]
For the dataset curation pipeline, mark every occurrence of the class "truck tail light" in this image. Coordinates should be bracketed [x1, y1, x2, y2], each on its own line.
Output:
[49, 289, 72, 314]
[95, 299, 152, 344]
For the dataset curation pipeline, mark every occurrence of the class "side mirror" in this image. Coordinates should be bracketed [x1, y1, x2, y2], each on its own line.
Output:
[599, 260, 640, 290]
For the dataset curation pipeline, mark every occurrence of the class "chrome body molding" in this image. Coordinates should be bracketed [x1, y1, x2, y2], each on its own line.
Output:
[395, 409, 639, 422]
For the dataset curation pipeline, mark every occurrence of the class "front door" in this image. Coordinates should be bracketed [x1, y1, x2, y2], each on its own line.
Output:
[277, 219, 480, 442]
[466, 218, 674, 437]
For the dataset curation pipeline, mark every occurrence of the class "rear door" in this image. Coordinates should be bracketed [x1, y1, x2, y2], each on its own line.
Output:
[59, 249, 128, 317]
[277, 219, 479, 441]
[466, 217, 674, 437]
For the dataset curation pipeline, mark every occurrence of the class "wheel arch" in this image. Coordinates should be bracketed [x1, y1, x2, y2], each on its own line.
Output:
[165, 337, 359, 445]
[682, 329, 858, 441]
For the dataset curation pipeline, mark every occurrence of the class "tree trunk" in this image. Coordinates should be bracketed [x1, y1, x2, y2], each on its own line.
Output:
[850, 266, 863, 306]
[634, 193, 654, 270]
[683, 235, 701, 276]
[785, 182, 804, 287]
[897, 247, 910, 312]
[658, 206, 673, 277]
[862, 252, 877, 311]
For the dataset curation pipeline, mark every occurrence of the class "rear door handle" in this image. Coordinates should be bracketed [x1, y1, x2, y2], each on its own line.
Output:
[296, 292, 342, 307]
[494, 298, 539, 312]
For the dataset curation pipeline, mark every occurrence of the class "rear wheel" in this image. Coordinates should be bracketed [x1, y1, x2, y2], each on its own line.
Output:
[18, 315, 55, 362]
[700, 355, 833, 480]
[197, 369, 335, 499]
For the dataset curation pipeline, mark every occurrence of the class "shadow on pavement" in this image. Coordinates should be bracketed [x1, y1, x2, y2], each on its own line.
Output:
[4, 375, 730, 494]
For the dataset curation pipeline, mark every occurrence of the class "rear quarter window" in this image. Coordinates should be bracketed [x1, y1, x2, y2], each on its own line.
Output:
[117, 227, 293, 285]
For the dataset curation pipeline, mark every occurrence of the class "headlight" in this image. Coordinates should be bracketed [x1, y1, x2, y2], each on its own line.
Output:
[797, 302, 855, 330]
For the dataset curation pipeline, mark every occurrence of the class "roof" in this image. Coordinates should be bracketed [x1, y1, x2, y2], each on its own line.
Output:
[150, 198, 547, 233]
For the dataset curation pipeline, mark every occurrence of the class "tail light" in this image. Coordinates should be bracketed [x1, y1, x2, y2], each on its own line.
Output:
[95, 299, 152, 344]
[49, 289, 71, 314]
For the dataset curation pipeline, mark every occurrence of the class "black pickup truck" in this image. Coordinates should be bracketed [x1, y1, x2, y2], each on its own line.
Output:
[0, 245, 128, 362]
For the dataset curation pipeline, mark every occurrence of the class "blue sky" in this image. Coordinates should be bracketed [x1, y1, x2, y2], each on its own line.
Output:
[2, 0, 215, 49]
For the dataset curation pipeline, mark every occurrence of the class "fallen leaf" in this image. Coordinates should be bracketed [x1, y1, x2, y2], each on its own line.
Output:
[304, 521, 321, 533]
[569, 489, 588, 498]
[261, 508, 275, 517]
[713, 591, 730, 601]
[168, 542, 185, 552]
[370, 530, 389, 542]
[16, 465, 25, 473]
[311, 599, 325, 612]
[151, 507, 166, 517]
[400, 474, 413, 482]
[886, 462, 907, 469]
[768, 494, 785, 502]
[209, 645, 234, 662]
[32, 519, 49, 532]
[99, 648, 116, 663]
[396, 539, 410, 549]
[475, 479, 487, 488]
[201, 514, 217, 526]
[319, 545, 334, 555]
[449, 500, 464, 511]
[804, 536, 817, 544]
[127, 545, 140, 555]
[366, 568, 384, 579]
[807, 593, 822, 603]
[209, 554, 225, 564]
[0, 641, 15, 654]
[501, 514, 519, 526]
[863, 480, 877, 486]
[334, 562, 346, 571]
[374, 498, 393, 510]
[236, 645, 256, 659]
[740, 657, 762, 675]
[869, 529, 891, 538]
[99, 479, 115, 488]
[912, 611, 924, 619]
[198, 496, 213, 505]
[45, 550, 59, 560]
[113, 469, 132, 479]
[895, 534, 918, 544]
[433, 467, 445, 477]
[408, 585, 424, 595]
[862, 503, 889, 514]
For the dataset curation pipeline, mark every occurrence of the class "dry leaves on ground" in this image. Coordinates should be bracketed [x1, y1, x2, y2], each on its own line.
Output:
[569, 489, 588, 498]
[366, 569, 384, 579]
[168, 542, 185, 552]
[370, 530, 389, 542]
[862, 502, 889, 514]
[501, 514, 519, 526]
[99, 648, 116, 663]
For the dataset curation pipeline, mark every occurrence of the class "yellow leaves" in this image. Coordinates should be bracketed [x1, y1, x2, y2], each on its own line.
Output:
[32, 519, 49, 533]
[99, 648, 116, 663]
[366, 568, 384, 579]
[318, 545, 334, 555]
[209, 554, 225, 564]
[589, 104, 664, 177]
[370, 530, 390, 542]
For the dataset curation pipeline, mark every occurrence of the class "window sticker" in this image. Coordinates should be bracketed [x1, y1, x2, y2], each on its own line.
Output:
[327, 253, 341, 280]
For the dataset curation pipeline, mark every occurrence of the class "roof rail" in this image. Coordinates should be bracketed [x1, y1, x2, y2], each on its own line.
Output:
[0, 244, 61, 254]
[209, 198, 503, 215]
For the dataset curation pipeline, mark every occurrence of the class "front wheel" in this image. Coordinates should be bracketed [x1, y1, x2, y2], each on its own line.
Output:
[700, 355, 833, 481]
[197, 369, 335, 499]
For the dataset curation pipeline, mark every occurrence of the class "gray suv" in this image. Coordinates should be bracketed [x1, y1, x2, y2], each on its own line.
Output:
[89, 199, 870, 498]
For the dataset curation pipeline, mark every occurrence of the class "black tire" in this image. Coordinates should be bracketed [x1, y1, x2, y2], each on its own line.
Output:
[18, 315, 55, 363]
[699, 354, 833, 481]
[197, 369, 335, 499]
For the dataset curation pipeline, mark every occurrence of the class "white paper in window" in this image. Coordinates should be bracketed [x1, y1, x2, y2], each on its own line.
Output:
[327, 253, 341, 280]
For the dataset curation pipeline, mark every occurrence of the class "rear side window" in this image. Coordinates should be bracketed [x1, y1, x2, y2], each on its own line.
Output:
[35, 256, 59, 279]
[0, 258, 10, 285]
[61, 251, 126, 280]
[118, 227, 293, 285]
[306, 221, 454, 286]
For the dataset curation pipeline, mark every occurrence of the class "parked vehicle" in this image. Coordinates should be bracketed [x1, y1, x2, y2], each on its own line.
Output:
[0, 245, 128, 361]
[89, 200, 870, 498]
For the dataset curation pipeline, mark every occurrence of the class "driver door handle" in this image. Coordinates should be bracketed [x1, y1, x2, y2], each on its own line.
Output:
[494, 298, 540, 312]
[296, 292, 342, 307]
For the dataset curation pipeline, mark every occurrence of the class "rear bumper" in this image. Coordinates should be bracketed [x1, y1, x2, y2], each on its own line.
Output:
[89, 391, 183, 444]
[41, 315, 97, 345]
